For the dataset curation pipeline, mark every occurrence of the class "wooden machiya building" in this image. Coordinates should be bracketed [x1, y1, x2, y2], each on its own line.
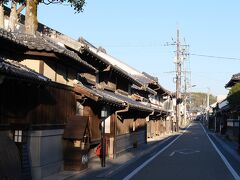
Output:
[72, 39, 155, 158]
[44, 35, 155, 159]
[0, 57, 50, 180]
[220, 73, 240, 142]
[0, 26, 158, 179]
[131, 72, 173, 139]
[0, 21, 173, 178]
[0, 8, 174, 179]
[42, 27, 156, 156]
[47, 33, 173, 157]
[0, 28, 99, 179]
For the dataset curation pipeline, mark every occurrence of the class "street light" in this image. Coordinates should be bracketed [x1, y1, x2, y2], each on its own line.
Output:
[101, 106, 108, 167]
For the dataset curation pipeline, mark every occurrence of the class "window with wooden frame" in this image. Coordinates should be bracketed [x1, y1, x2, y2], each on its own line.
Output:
[13, 130, 27, 143]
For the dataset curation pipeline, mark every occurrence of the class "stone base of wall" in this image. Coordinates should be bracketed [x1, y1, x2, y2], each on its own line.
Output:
[116, 130, 146, 155]
[29, 129, 64, 180]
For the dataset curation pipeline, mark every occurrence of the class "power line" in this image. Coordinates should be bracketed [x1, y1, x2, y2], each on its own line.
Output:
[190, 53, 240, 61]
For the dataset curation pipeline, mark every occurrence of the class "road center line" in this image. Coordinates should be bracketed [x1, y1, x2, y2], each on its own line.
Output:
[200, 123, 240, 180]
[123, 123, 191, 180]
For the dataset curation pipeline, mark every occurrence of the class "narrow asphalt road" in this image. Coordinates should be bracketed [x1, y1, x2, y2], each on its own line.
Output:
[111, 122, 236, 180]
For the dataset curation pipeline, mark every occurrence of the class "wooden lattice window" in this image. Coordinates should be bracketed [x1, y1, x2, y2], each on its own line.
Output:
[13, 130, 27, 143]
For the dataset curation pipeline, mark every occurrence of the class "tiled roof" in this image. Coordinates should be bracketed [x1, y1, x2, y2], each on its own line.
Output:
[0, 58, 50, 83]
[132, 74, 153, 85]
[0, 28, 24, 47]
[142, 72, 158, 82]
[81, 45, 143, 87]
[79, 39, 144, 86]
[0, 28, 96, 71]
[147, 104, 171, 113]
[131, 84, 157, 95]
[76, 83, 153, 112]
[132, 74, 171, 96]
[225, 73, 240, 88]
[230, 73, 240, 80]
[99, 90, 153, 112]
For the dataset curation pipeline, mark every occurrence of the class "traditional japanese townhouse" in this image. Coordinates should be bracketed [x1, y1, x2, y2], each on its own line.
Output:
[1, 5, 175, 178]
[75, 39, 154, 158]
[1, 12, 156, 175]
[209, 73, 240, 146]
[61, 36, 173, 156]
[131, 72, 173, 139]
[210, 99, 229, 134]
[223, 73, 240, 143]
[37, 26, 156, 158]
[0, 57, 50, 180]
[0, 28, 97, 179]
[38, 24, 172, 160]
[73, 81, 153, 158]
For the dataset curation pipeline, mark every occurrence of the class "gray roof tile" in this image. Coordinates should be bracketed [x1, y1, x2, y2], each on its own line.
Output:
[225, 73, 240, 88]
[76, 83, 153, 112]
[0, 28, 96, 71]
[0, 58, 50, 83]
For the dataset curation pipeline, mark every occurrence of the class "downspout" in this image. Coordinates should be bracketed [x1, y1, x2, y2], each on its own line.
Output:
[115, 103, 129, 120]
[112, 103, 129, 159]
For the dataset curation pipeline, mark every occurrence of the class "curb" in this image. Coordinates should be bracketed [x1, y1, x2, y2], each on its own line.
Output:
[210, 133, 240, 162]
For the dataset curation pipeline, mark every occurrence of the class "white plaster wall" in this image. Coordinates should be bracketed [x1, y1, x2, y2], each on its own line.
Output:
[20, 59, 40, 73]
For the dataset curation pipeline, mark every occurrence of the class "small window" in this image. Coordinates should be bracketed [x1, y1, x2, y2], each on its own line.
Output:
[14, 130, 27, 143]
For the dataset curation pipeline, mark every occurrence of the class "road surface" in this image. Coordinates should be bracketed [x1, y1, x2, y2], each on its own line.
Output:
[112, 122, 237, 180]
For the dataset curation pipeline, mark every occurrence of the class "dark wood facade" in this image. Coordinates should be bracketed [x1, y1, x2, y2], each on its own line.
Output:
[0, 79, 75, 130]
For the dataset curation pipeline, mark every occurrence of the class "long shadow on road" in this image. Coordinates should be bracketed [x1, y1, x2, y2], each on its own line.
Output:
[70, 134, 179, 180]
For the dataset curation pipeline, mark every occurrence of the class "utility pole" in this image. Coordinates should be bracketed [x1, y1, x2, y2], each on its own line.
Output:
[183, 69, 187, 126]
[166, 27, 189, 131]
[175, 28, 181, 132]
[182, 51, 190, 126]
[206, 87, 210, 127]
[207, 88, 210, 109]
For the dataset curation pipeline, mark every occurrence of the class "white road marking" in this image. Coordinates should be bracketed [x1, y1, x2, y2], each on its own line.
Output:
[169, 151, 175, 156]
[123, 124, 191, 180]
[169, 149, 200, 156]
[178, 149, 200, 155]
[102, 136, 174, 178]
[200, 123, 240, 180]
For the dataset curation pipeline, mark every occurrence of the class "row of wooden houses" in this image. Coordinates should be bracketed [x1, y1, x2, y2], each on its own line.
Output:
[0, 13, 175, 179]
[207, 73, 240, 151]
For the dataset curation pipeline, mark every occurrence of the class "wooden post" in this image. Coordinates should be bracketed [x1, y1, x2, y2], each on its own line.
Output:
[101, 117, 106, 167]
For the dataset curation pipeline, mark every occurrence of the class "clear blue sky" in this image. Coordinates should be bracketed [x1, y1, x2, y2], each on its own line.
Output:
[37, 0, 240, 96]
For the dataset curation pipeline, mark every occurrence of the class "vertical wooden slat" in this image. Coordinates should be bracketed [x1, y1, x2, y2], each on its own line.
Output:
[0, 79, 77, 129]
[39, 60, 44, 74]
